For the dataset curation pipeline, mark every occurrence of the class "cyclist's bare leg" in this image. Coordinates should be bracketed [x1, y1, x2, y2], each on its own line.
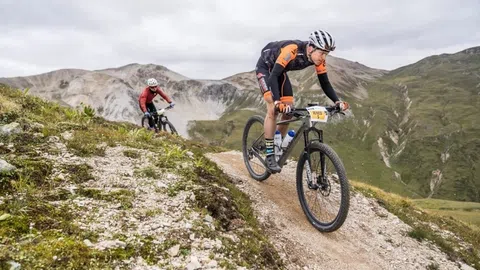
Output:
[276, 114, 290, 136]
[264, 94, 277, 138]
[263, 93, 281, 172]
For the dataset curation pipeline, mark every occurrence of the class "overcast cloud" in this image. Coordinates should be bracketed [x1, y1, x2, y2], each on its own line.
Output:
[1, 0, 479, 79]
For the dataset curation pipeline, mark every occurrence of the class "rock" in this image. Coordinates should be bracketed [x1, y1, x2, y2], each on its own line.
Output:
[202, 240, 213, 249]
[185, 222, 192, 229]
[167, 244, 180, 257]
[460, 263, 476, 270]
[57, 173, 66, 181]
[94, 240, 127, 250]
[7, 261, 21, 270]
[83, 239, 93, 247]
[204, 215, 213, 223]
[48, 136, 60, 143]
[0, 159, 16, 173]
[30, 122, 45, 132]
[186, 151, 194, 158]
[150, 224, 162, 230]
[0, 122, 21, 135]
[214, 239, 222, 249]
[156, 181, 168, 189]
[33, 132, 45, 138]
[205, 260, 218, 268]
[373, 207, 388, 218]
[186, 256, 202, 270]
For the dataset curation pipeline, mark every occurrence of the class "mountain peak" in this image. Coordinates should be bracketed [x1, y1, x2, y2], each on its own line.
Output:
[460, 46, 480, 55]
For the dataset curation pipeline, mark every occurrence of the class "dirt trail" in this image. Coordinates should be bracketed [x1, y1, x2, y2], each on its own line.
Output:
[206, 151, 462, 270]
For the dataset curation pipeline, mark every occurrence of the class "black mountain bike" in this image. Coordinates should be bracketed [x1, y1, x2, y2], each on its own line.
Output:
[141, 106, 177, 135]
[242, 103, 350, 232]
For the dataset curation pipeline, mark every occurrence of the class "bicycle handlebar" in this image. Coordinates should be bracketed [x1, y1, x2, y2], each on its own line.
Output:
[284, 105, 344, 118]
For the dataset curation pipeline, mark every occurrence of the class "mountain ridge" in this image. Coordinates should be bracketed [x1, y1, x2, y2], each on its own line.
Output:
[0, 55, 383, 137]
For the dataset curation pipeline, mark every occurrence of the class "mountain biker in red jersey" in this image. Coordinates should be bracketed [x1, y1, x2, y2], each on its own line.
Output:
[255, 29, 350, 173]
[138, 78, 175, 130]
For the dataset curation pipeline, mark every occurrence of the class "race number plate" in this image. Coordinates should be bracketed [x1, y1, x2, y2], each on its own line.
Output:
[306, 106, 328, 123]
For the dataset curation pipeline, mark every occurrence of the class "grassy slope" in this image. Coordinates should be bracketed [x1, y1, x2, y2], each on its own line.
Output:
[363, 49, 480, 201]
[352, 181, 480, 269]
[413, 199, 480, 227]
[0, 85, 283, 269]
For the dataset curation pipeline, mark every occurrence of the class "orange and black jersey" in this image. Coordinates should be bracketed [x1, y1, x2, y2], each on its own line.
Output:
[259, 40, 327, 75]
[255, 40, 338, 103]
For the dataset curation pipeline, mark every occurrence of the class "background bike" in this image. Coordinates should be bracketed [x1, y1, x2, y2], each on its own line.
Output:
[141, 106, 177, 135]
[242, 103, 350, 232]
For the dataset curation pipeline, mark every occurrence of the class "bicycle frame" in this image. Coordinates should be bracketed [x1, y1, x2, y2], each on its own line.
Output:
[149, 107, 172, 127]
[248, 105, 339, 171]
[276, 113, 324, 167]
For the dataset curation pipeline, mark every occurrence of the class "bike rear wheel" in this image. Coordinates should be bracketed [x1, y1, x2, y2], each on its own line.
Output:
[242, 115, 271, 181]
[296, 142, 350, 232]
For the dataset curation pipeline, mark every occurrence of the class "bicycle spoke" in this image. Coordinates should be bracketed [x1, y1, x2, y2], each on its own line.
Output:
[242, 116, 271, 181]
[296, 142, 349, 232]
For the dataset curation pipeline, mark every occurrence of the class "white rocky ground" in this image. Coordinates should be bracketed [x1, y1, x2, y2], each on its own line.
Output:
[37, 135, 244, 269]
[1, 125, 476, 269]
[206, 151, 474, 270]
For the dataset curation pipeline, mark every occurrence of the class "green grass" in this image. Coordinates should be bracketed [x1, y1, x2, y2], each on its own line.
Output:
[188, 109, 258, 150]
[134, 166, 160, 179]
[123, 149, 140, 159]
[413, 199, 480, 227]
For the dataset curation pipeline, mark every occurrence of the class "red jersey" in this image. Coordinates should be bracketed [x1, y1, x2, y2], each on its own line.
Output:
[138, 86, 172, 112]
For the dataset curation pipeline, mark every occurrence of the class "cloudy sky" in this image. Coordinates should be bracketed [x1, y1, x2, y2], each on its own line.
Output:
[1, 0, 479, 79]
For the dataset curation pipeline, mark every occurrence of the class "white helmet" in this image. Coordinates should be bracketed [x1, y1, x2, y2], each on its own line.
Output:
[147, 78, 158, 87]
[308, 30, 336, 52]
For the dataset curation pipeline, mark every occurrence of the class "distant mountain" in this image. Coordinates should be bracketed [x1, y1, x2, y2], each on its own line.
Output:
[352, 46, 480, 202]
[0, 64, 245, 136]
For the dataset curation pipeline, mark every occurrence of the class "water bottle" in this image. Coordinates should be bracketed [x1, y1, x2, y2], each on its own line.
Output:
[274, 130, 283, 160]
[281, 130, 295, 149]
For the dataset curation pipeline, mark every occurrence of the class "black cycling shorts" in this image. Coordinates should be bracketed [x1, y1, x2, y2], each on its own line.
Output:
[255, 57, 293, 102]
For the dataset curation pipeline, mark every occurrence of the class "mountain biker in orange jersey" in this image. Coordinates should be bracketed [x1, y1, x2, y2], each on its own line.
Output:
[255, 29, 350, 173]
[138, 78, 175, 129]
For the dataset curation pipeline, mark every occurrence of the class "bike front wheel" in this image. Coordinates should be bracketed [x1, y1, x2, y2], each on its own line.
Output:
[161, 120, 178, 135]
[296, 142, 350, 232]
